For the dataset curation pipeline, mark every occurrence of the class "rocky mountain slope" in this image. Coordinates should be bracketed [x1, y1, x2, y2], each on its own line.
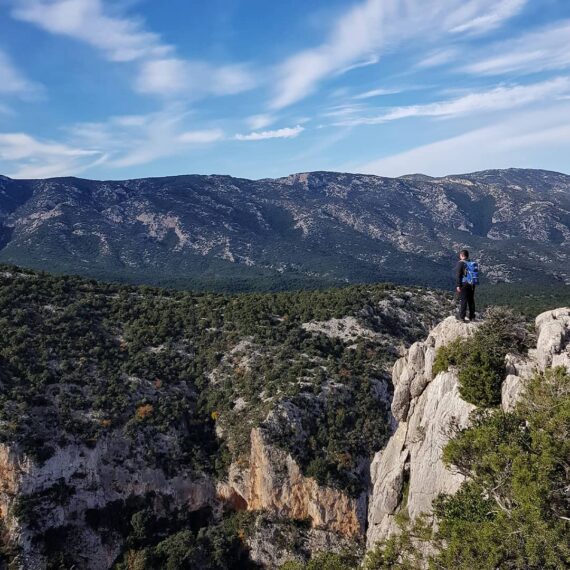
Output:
[0, 266, 451, 569]
[0, 168, 569, 291]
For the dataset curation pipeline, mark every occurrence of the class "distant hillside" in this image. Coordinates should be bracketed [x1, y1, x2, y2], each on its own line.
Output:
[0, 168, 569, 291]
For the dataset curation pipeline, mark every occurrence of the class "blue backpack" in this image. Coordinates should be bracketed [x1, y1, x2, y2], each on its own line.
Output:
[462, 260, 480, 285]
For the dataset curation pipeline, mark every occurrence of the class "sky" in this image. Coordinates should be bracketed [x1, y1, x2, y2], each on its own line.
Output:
[0, 0, 569, 180]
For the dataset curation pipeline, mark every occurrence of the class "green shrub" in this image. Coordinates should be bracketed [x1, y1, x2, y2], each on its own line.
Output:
[367, 366, 570, 569]
[432, 307, 530, 407]
[280, 551, 360, 570]
[363, 516, 431, 570]
[432, 338, 469, 377]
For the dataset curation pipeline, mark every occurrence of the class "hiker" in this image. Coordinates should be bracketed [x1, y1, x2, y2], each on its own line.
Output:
[454, 249, 479, 322]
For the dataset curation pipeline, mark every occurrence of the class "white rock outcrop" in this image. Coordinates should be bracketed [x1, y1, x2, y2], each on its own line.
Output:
[367, 308, 570, 549]
[367, 317, 478, 547]
[502, 307, 570, 411]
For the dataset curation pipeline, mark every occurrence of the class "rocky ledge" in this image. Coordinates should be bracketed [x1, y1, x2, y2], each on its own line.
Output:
[367, 308, 570, 548]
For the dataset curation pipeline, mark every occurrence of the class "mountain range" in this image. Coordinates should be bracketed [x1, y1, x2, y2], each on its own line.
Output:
[0, 168, 569, 291]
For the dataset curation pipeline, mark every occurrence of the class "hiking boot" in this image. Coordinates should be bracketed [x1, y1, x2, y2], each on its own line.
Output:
[455, 316, 466, 322]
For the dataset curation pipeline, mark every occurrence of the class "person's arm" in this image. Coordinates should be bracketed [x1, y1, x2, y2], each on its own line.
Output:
[455, 261, 464, 291]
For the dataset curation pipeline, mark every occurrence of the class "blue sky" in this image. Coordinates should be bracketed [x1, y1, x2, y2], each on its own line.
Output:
[0, 0, 569, 180]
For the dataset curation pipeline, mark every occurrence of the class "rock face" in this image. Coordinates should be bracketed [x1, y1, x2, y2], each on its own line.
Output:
[0, 436, 216, 570]
[246, 513, 361, 569]
[367, 308, 570, 549]
[367, 317, 478, 546]
[0, 414, 367, 570]
[503, 307, 570, 411]
[0, 267, 453, 569]
[217, 428, 366, 569]
[246, 428, 365, 536]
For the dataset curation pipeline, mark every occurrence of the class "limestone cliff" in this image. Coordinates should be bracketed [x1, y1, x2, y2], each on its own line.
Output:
[0, 435, 216, 569]
[216, 427, 366, 569]
[367, 317, 478, 546]
[367, 308, 570, 549]
[502, 307, 570, 411]
[247, 427, 364, 536]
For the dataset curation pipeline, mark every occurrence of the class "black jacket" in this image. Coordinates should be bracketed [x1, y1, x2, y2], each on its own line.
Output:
[455, 260, 466, 288]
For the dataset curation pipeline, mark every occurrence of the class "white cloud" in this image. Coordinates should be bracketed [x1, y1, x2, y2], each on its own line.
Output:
[246, 114, 276, 130]
[446, 0, 526, 34]
[0, 49, 41, 97]
[270, 0, 527, 109]
[355, 103, 570, 177]
[235, 125, 304, 141]
[178, 129, 225, 144]
[353, 87, 401, 99]
[332, 77, 570, 126]
[69, 108, 225, 168]
[135, 58, 256, 97]
[335, 54, 380, 75]
[464, 21, 570, 76]
[322, 103, 368, 118]
[416, 48, 458, 69]
[0, 132, 104, 178]
[11, 0, 256, 100]
[11, 0, 170, 62]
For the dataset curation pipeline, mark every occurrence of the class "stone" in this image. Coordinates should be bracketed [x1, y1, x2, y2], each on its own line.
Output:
[368, 307, 570, 551]
[367, 318, 477, 549]
[246, 428, 365, 537]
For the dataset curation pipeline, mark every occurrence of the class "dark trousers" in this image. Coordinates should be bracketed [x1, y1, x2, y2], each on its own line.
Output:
[459, 284, 476, 320]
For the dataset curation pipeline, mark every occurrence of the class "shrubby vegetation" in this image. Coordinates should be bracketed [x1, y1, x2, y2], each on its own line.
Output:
[432, 307, 531, 406]
[477, 283, 570, 318]
[280, 550, 360, 570]
[366, 366, 570, 569]
[112, 506, 259, 570]
[0, 265, 446, 492]
[4, 264, 567, 568]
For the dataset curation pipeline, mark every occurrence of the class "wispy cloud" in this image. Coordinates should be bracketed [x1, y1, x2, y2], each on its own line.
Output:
[135, 58, 255, 98]
[353, 87, 402, 100]
[10, 0, 255, 99]
[322, 103, 369, 118]
[11, 0, 169, 62]
[355, 102, 570, 177]
[0, 132, 103, 178]
[331, 77, 570, 126]
[178, 129, 225, 144]
[335, 54, 380, 75]
[246, 114, 276, 130]
[69, 108, 225, 168]
[446, 0, 526, 34]
[416, 48, 458, 69]
[0, 49, 42, 97]
[235, 125, 304, 141]
[464, 20, 570, 76]
[270, 0, 527, 109]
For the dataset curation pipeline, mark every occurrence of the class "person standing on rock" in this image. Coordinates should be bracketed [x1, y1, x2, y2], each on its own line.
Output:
[455, 249, 479, 322]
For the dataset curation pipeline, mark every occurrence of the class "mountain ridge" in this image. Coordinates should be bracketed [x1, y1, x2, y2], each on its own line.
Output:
[0, 168, 569, 291]
[2, 166, 568, 184]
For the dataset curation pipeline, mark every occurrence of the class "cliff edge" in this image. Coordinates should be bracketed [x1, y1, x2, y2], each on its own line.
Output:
[367, 308, 570, 549]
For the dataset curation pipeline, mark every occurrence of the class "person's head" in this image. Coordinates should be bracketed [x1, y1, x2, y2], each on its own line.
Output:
[459, 249, 469, 260]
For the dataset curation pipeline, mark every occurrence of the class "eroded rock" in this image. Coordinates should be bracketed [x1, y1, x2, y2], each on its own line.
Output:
[247, 428, 365, 537]
[368, 308, 570, 550]
[367, 317, 477, 547]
